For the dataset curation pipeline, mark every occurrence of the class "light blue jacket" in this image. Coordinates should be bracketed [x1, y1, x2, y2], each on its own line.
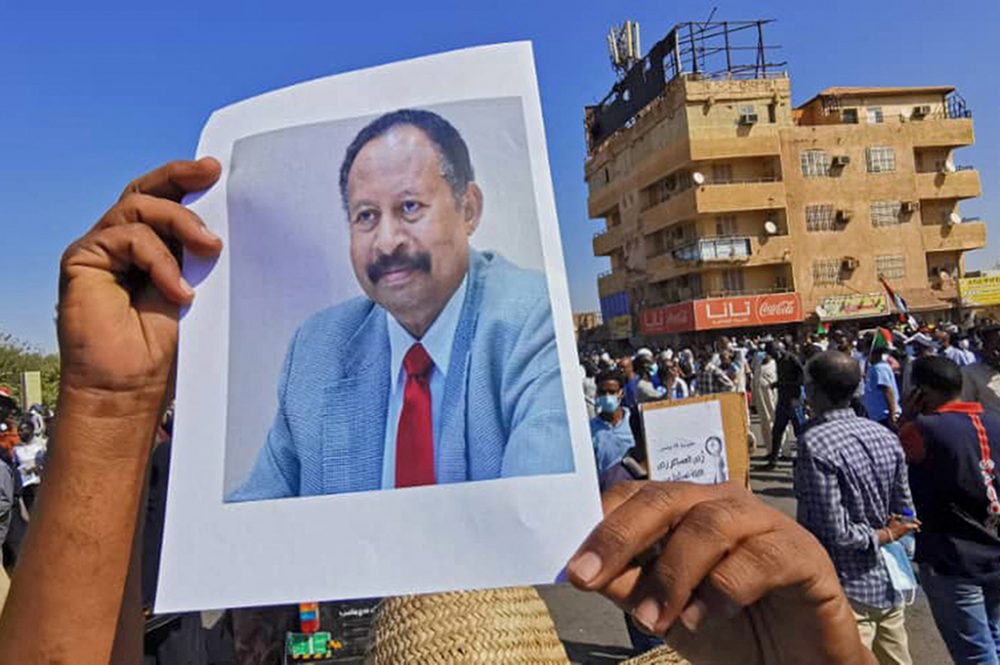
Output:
[230, 250, 574, 501]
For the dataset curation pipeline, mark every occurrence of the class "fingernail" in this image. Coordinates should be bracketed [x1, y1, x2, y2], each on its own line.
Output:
[568, 552, 602, 584]
[200, 225, 221, 242]
[179, 277, 195, 298]
[633, 597, 661, 632]
[679, 598, 708, 632]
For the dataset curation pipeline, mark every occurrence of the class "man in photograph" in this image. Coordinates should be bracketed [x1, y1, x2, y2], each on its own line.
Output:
[231, 109, 574, 500]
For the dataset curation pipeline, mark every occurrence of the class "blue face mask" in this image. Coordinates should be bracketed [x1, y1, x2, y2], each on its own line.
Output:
[650, 363, 659, 376]
[596, 394, 620, 414]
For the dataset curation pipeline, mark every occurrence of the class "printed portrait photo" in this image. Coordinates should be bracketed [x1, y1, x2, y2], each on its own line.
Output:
[222, 98, 575, 501]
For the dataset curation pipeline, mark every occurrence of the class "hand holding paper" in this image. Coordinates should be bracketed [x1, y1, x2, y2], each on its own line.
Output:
[567, 481, 876, 665]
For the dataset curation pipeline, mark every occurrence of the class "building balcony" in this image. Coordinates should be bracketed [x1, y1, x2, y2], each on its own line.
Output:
[640, 179, 787, 235]
[597, 270, 628, 297]
[916, 169, 981, 201]
[922, 219, 987, 253]
[646, 234, 793, 284]
[592, 225, 625, 257]
[908, 117, 974, 148]
[672, 236, 753, 263]
[587, 180, 621, 219]
[688, 133, 782, 161]
[697, 179, 787, 213]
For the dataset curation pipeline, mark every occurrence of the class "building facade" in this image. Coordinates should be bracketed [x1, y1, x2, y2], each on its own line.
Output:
[587, 24, 985, 341]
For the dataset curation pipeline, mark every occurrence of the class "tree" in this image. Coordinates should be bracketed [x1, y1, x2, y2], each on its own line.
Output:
[0, 332, 60, 409]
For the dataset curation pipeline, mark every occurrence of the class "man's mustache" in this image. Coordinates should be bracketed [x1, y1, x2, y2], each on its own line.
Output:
[366, 250, 432, 284]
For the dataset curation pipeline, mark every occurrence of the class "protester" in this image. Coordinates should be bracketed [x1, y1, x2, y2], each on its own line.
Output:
[795, 351, 917, 665]
[633, 355, 666, 403]
[0, 446, 14, 614]
[661, 362, 689, 400]
[962, 325, 1000, 416]
[589, 369, 635, 485]
[864, 336, 901, 430]
[900, 356, 1000, 664]
[694, 347, 735, 396]
[765, 341, 804, 469]
[752, 343, 779, 450]
[12, 418, 45, 511]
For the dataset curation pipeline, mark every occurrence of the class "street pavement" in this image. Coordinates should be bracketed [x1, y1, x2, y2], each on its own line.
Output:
[539, 430, 952, 664]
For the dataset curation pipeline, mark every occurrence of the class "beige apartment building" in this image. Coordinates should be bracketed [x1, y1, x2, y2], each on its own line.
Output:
[588, 21, 985, 341]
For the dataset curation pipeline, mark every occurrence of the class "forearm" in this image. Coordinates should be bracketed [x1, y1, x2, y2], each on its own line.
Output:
[0, 386, 159, 665]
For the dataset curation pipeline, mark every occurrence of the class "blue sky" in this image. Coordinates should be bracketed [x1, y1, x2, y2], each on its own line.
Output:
[1, 1, 997, 353]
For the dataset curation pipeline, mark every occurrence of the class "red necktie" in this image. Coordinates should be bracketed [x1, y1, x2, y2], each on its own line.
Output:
[395, 343, 435, 488]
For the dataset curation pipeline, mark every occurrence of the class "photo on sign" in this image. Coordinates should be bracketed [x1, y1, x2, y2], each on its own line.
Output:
[158, 43, 601, 612]
[643, 400, 728, 484]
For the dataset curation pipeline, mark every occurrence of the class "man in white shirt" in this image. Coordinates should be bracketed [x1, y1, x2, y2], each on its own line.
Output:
[962, 325, 1000, 417]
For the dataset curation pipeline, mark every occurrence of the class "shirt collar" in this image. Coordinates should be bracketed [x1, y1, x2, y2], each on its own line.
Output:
[821, 407, 858, 421]
[937, 401, 984, 415]
[387, 275, 468, 390]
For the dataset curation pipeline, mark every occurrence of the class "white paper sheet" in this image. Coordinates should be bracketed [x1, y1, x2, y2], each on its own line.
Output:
[157, 42, 602, 612]
[644, 401, 729, 484]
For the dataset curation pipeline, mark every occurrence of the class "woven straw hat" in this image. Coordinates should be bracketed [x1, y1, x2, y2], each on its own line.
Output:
[621, 646, 691, 665]
[365, 587, 568, 664]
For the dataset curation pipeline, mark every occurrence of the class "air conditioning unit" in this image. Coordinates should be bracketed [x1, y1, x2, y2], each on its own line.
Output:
[739, 112, 759, 125]
[841, 256, 859, 271]
[831, 155, 851, 167]
[902, 201, 920, 214]
[837, 208, 854, 223]
[912, 105, 931, 118]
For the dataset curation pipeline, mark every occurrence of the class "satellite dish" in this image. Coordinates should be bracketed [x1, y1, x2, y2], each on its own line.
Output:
[945, 161, 957, 173]
[764, 220, 778, 235]
[948, 212, 961, 226]
[692, 171, 705, 186]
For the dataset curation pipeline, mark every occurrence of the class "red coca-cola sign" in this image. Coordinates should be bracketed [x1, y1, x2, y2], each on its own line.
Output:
[694, 293, 802, 330]
[640, 302, 696, 335]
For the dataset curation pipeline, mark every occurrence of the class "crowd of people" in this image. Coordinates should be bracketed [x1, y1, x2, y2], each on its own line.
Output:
[583, 317, 1000, 665]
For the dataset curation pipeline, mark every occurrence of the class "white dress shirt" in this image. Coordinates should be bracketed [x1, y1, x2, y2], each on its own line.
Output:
[381, 277, 468, 488]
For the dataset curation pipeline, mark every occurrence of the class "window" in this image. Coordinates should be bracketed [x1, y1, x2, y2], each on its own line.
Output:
[876, 255, 906, 280]
[870, 200, 903, 227]
[805, 204, 839, 232]
[842, 108, 859, 124]
[715, 215, 738, 236]
[866, 146, 896, 173]
[801, 149, 830, 177]
[721, 269, 745, 293]
[867, 107, 884, 124]
[813, 258, 842, 286]
[768, 102, 777, 123]
[712, 164, 733, 183]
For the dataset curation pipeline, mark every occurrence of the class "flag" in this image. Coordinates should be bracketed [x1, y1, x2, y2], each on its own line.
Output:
[873, 326, 893, 350]
[816, 321, 830, 335]
[880, 276, 918, 329]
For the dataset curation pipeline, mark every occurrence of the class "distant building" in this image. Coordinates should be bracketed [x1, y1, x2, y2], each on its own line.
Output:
[586, 20, 985, 341]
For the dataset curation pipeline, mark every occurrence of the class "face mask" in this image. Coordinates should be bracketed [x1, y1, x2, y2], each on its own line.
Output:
[650, 363, 659, 376]
[596, 394, 620, 414]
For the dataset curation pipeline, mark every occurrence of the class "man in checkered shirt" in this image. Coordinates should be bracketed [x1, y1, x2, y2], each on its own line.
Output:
[794, 350, 918, 665]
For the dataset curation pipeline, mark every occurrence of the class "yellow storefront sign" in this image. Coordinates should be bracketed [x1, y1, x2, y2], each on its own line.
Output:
[960, 276, 1000, 307]
[609, 315, 632, 339]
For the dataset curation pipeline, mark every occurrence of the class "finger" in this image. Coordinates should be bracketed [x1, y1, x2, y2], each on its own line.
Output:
[629, 494, 776, 634]
[707, 528, 827, 612]
[119, 157, 221, 202]
[567, 482, 741, 590]
[75, 224, 194, 305]
[99, 193, 222, 256]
